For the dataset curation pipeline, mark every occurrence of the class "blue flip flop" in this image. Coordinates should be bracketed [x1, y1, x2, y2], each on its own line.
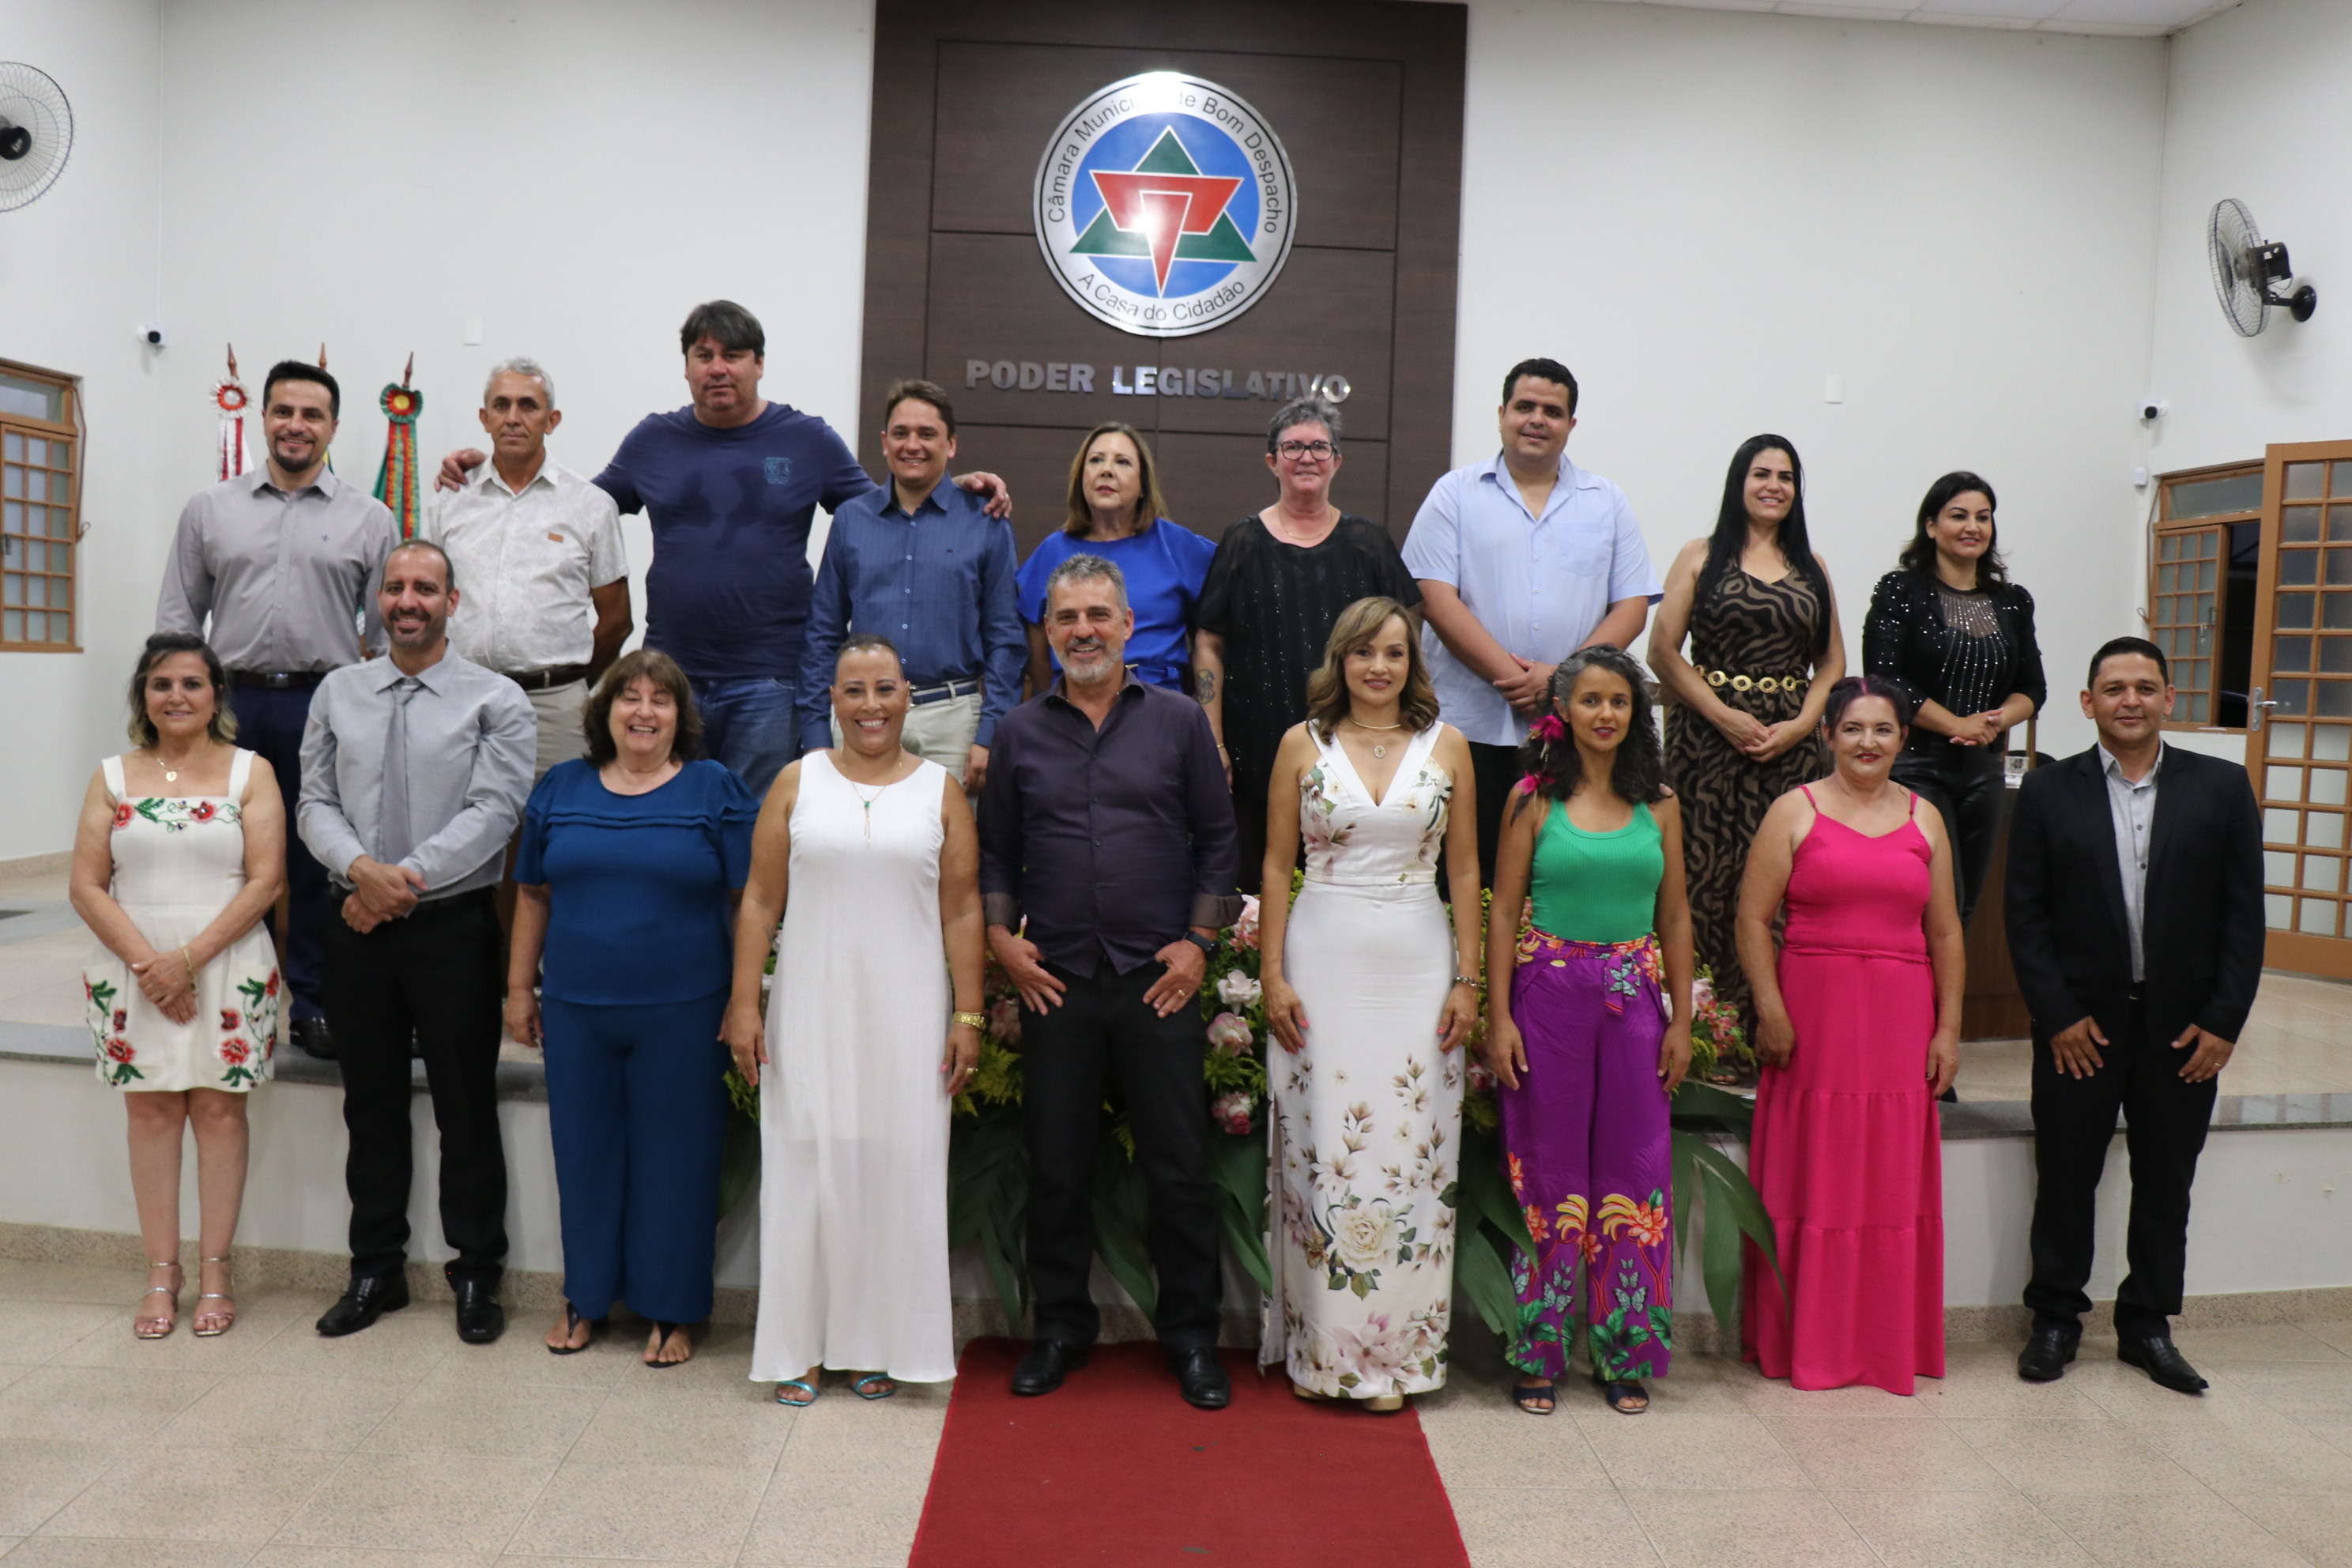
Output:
[851, 1373, 897, 1400]
[775, 1378, 818, 1407]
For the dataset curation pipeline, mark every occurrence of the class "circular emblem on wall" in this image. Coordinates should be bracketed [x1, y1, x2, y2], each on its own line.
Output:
[1034, 72, 1297, 339]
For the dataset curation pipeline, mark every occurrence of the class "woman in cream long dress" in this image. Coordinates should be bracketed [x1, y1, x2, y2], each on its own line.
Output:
[726, 635, 985, 1402]
[1257, 597, 1484, 1406]
[69, 635, 285, 1339]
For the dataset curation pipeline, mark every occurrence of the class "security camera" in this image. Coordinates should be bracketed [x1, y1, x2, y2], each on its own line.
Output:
[138, 322, 167, 347]
[2139, 396, 2169, 422]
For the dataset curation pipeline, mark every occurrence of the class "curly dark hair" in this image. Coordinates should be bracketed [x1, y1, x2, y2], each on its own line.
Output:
[1515, 645, 1666, 807]
[583, 650, 706, 766]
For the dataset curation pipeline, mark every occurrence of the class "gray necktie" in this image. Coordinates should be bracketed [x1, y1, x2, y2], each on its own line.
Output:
[380, 677, 419, 866]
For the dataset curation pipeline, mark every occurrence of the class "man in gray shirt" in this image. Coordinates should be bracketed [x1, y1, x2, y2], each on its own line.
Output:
[157, 360, 398, 1057]
[299, 540, 535, 1346]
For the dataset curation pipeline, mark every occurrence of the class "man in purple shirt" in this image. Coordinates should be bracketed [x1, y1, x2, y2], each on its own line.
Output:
[978, 555, 1241, 1410]
[440, 301, 1007, 793]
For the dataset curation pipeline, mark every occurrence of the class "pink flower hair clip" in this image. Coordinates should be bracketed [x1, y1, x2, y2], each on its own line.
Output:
[1528, 713, 1567, 743]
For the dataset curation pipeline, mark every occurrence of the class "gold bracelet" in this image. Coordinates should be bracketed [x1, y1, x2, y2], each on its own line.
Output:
[182, 947, 198, 982]
[952, 1011, 987, 1031]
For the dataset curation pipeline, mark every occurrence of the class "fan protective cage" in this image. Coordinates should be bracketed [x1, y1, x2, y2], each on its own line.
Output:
[0, 62, 73, 212]
[2208, 197, 2268, 338]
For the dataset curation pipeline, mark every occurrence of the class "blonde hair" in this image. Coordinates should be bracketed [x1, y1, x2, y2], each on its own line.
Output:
[1062, 422, 1170, 536]
[1304, 597, 1437, 741]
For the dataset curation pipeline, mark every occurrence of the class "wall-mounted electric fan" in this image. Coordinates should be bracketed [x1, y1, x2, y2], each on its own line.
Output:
[0, 63, 72, 213]
[2208, 198, 2316, 337]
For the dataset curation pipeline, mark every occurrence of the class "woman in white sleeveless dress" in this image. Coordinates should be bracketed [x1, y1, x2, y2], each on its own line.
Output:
[1257, 597, 1484, 1408]
[68, 635, 285, 1339]
[725, 634, 986, 1404]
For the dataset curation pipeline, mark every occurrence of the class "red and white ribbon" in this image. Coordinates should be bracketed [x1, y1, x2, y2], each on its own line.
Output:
[214, 379, 251, 481]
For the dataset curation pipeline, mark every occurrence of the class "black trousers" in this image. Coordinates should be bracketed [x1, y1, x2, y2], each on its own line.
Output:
[1467, 741, 1523, 890]
[1892, 745, 2004, 925]
[229, 684, 331, 1020]
[325, 888, 509, 1283]
[2024, 997, 2217, 1340]
[1022, 957, 1222, 1351]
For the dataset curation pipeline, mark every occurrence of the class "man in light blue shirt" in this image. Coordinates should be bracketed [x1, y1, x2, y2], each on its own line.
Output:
[1402, 357, 1661, 880]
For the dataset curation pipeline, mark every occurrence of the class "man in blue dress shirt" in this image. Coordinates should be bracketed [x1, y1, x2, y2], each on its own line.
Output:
[1403, 356, 1662, 883]
[796, 380, 1024, 789]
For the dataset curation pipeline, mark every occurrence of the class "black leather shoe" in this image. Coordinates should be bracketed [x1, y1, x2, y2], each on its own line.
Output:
[2017, 1321, 2080, 1382]
[451, 1276, 505, 1344]
[2119, 1334, 2209, 1394]
[1170, 1347, 1231, 1410]
[1011, 1339, 1090, 1396]
[315, 1274, 409, 1336]
[291, 1017, 336, 1061]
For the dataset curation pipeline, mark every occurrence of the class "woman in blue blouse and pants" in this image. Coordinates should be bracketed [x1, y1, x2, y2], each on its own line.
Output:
[508, 649, 758, 1365]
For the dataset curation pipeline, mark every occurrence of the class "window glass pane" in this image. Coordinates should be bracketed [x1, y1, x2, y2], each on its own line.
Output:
[2286, 506, 2322, 543]
[2268, 892, 2294, 929]
[2324, 640, 2352, 675]
[1, 573, 18, 606]
[49, 442, 69, 473]
[46, 508, 69, 538]
[2327, 594, 2352, 631]
[47, 473, 68, 503]
[2314, 767, 2351, 805]
[2301, 899, 2339, 935]
[2267, 765, 2304, 800]
[2266, 807, 2301, 842]
[2, 501, 17, 534]
[2310, 811, 2347, 848]
[2288, 462, 2327, 500]
[2274, 721, 2308, 757]
[2188, 692, 2210, 722]
[2276, 637, 2312, 673]
[2305, 856, 2343, 894]
[0, 535, 16, 567]
[2159, 533, 2180, 562]
[2172, 472, 2264, 517]
[2315, 724, 2352, 761]
[45, 576, 70, 609]
[2, 468, 21, 499]
[2277, 679, 2310, 714]
[45, 541, 67, 572]
[2335, 460, 2352, 495]
[23, 438, 44, 467]
[1, 433, 19, 462]
[2158, 564, 2177, 593]
[2322, 683, 2352, 720]
[0, 373, 62, 422]
[0, 608, 17, 643]
[2332, 507, 2352, 542]
[21, 611, 44, 643]
[2201, 559, 2218, 590]
[2267, 850, 2297, 884]
[2281, 593, 2316, 629]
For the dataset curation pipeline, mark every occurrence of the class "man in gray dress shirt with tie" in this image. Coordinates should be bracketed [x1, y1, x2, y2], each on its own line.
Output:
[298, 540, 536, 1344]
[156, 361, 398, 1058]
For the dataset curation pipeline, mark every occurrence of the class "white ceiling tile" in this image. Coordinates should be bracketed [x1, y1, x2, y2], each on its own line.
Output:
[1604, 0, 2239, 31]
[1914, 0, 2067, 20]
[2050, 0, 2230, 23]
[1773, 2, 1922, 17]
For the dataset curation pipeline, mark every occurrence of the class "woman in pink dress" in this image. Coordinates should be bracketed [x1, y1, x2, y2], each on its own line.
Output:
[1735, 674, 1963, 1394]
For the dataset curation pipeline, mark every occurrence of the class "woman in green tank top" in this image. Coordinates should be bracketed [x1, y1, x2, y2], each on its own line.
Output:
[1483, 646, 1694, 1418]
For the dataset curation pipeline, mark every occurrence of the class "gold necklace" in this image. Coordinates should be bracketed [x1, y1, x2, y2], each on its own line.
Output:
[1346, 718, 1405, 760]
[842, 771, 892, 842]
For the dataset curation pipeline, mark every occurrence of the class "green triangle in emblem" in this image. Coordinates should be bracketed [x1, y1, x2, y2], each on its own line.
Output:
[1174, 211, 1256, 262]
[1132, 128, 1204, 175]
[1069, 209, 1148, 257]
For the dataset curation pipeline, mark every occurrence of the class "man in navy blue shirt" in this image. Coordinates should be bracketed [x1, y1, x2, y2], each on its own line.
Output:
[439, 301, 1007, 793]
[797, 380, 1023, 790]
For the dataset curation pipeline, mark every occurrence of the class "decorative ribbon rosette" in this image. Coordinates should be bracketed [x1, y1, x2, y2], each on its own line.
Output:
[373, 373, 423, 540]
[213, 377, 251, 481]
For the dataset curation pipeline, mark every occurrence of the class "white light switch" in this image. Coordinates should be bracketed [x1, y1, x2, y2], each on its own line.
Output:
[463, 317, 483, 346]
[1824, 374, 1844, 405]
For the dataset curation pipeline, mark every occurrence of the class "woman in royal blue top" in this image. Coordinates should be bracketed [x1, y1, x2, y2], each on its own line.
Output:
[1016, 421, 1216, 695]
[508, 649, 757, 1366]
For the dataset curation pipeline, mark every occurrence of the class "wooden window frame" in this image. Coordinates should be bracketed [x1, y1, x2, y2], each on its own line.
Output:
[0, 356, 84, 653]
[2150, 458, 2262, 733]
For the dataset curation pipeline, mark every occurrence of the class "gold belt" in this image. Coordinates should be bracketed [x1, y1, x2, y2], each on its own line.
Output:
[1699, 667, 1809, 695]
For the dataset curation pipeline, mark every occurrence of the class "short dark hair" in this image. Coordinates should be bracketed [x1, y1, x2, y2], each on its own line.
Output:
[881, 379, 956, 435]
[678, 300, 765, 358]
[1821, 673, 1917, 732]
[126, 633, 236, 748]
[2088, 635, 2169, 688]
[1502, 357, 1578, 416]
[384, 538, 456, 592]
[1266, 396, 1341, 454]
[1901, 470, 2009, 586]
[836, 631, 903, 673]
[263, 360, 340, 420]
[583, 650, 706, 766]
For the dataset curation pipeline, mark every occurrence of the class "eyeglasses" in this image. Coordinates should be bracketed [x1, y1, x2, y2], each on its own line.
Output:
[1276, 440, 1336, 461]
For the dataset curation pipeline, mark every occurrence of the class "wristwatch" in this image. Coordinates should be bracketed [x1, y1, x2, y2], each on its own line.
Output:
[1182, 932, 1219, 959]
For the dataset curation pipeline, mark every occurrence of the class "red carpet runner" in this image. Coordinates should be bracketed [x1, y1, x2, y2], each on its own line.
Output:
[910, 1338, 1470, 1566]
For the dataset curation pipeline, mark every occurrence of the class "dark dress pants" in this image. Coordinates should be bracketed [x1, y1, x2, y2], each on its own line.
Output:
[1892, 745, 2004, 925]
[2024, 997, 2218, 1340]
[1468, 741, 1523, 890]
[229, 684, 330, 1020]
[1022, 957, 1223, 1352]
[326, 888, 509, 1284]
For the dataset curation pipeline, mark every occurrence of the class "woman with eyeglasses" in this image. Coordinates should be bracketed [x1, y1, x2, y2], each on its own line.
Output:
[1193, 397, 1420, 890]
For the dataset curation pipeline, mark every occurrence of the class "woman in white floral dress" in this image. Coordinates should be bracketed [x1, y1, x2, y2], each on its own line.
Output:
[69, 635, 285, 1340]
[1257, 597, 1483, 1408]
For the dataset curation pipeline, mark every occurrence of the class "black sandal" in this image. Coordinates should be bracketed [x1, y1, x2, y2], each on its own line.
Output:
[546, 1302, 600, 1355]
[1597, 1378, 1649, 1414]
[645, 1320, 691, 1366]
[1512, 1379, 1557, 1415]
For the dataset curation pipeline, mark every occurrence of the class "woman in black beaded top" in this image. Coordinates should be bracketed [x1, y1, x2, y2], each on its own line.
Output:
[1860, 472, 2046, 925]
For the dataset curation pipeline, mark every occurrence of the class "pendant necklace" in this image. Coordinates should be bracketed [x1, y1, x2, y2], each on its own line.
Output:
[1349, 719, 1405, 760]
[846, 776, 888, 842]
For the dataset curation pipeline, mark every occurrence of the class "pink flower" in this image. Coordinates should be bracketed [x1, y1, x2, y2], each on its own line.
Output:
[1528, 713, 1567, 743]
[1234, 895, 1261, 951]
[220, 1038, 250, 1066]
[985, 997, 1023, 1044]
[1211, 1089, 1254, 1134]
[1205, 1012, 1254, 1056]
[1691, 974, 1714, 1012]
[1467, 1060, 1496, 1094]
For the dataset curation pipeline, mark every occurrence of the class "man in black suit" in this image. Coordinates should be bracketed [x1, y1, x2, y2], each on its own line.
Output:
[2005, 636, 2263, 1394]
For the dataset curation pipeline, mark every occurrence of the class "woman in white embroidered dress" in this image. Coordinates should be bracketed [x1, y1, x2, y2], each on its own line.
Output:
[1257, 597, 1483, 1409]
[69, 634, 285, 1339]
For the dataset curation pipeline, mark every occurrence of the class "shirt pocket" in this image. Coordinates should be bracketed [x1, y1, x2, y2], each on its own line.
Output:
[1555, 517, 1611, 576]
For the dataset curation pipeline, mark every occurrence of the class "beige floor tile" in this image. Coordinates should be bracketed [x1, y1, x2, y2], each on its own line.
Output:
[0, 1364, 29, 1396]
[735, 1470, 930, 1568]
[0, 1441, 113, 1536]
[1952, 1416, 2203, 1495]
[2297, 1417, 2352, 1456]
[1619, 1354, 1758, 1415]
[0, 1265, 152, 1308]
[505, 1461, 767, 1562]
[358, 1381, 602, 1463]
[2128, 1408, 2352, 1494]
[2300, 1319, 2352, 1355]
[2209, 1359, 2352, 1421]
[1825, 1489, 2098, 1568]
[242, 1314, 454, 1385]
[1763, 1415, 2011, 1491]
[0, 1302, 118, 1366]
[247, 1551, 493, 1568]
[1620, 1487, 1879, 1568]
[759, 1393, 944, 1479]
[1910, 1369, 2112, 1421]
[560, 1392, 786, 1472]
[2224, 1492, 2352, 1568]
[47, 1310, 302, 1374]
[37, 1448, 341, 1542]
[0, 1366, 218, 1442]
[2063, 1359, 2271, 1423]
[1430, 1485, 1660, 1568]
[0, 1539, 258, 1568]
[2167, 1325, 2350, 1364]
[1574, 1412, 1808, 1490]
[154, 1374, 405, 1453]
[1420, 1404, 1611, 1490]
[414, 1324, 638, 1393]
[277, 1453, 557, 1553]
[2031, 1492, 2311, 1568]
[1736, 1374, 1941, 1419]
[598, 1326, 760, 1401]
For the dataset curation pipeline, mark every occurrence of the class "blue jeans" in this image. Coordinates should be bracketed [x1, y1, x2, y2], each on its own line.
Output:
[228, 684, 330, 1020]
[691, 676, 801, 796]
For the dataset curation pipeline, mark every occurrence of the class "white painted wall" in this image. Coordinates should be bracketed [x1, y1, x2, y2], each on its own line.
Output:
[1453, 2, 2169, 760]
[0, 0, 166, 859]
